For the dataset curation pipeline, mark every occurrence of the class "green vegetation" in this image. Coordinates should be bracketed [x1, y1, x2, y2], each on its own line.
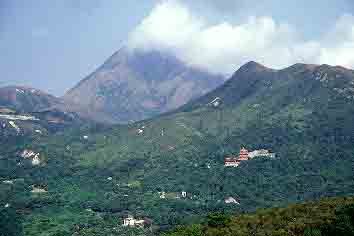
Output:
[1, 63, 354, 235]
[164, 197, 354, 236]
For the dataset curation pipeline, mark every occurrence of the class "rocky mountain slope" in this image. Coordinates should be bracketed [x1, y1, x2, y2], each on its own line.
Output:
[63, 48, 225, 123]
[0, 86, 96, 138]
[0, 49, 225, 124]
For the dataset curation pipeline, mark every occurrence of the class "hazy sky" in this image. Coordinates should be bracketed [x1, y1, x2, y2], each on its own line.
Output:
[1, 0, 354, 95]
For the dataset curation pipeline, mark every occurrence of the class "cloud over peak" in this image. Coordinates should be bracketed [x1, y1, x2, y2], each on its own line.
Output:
[128, 0, 354, 75]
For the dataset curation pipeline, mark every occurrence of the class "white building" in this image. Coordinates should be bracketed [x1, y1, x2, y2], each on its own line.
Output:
[32, 154, 41, 165]
[208, 97, 222, 108]
[137, 128, 144, 134]
[123, 217, 135, 226]
[123, 216, 145, 228]
[31, 186, 47, 193]
[9, 121, 20, 132]
[21, 150, 41, 166]
[159, 191, 166, 199]
[225, 197, 240, 205]
[181, 191, 187, 198]
[248, 149, 276, 159]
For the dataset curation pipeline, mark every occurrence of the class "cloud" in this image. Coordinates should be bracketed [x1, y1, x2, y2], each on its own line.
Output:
[317, 14, 354, 67]
[128, 0, 354, 75]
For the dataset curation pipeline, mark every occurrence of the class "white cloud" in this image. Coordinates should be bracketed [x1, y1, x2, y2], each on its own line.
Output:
[128, 0, 354, 75]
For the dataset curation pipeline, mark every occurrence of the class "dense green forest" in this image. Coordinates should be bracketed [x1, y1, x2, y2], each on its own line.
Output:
[1, 63, 354, 235]
[164, 196, 354, 236]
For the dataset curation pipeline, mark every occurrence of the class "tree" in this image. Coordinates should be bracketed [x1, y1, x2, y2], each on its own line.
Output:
[206, 212, 231, 228]
[322, 204, 354, 236]
[0, 208, 23, 236]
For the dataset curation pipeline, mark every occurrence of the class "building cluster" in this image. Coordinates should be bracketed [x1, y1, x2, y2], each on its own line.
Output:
[158, 191, 188, 199]
[122, 216, 152, 228]
[208, 97, 222, 108]
[224, 147, 275, 167]
[20, 149, 41, 166]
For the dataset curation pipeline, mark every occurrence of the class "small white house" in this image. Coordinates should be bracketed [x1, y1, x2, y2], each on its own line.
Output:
[123, 216, 145, 228]
[225, 197, 240, 205]
[159, 191, 166, 199]
[248, 149, 276, 159]
[32, 154, 41, 166]
[137, 128, 144, 135]
[21, 150, 41, 166]
[35, 129, 42, 134]
[123, 217, 135, 226]
[9, 121, 20, 132]
[208, 97, 222, 107]
[181, 191, 187, 198]
[31, 186, 47, 193]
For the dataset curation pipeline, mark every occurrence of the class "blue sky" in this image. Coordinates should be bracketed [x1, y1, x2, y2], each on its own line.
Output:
[0, 0, 154, 95]
[1, 0, 354, 95]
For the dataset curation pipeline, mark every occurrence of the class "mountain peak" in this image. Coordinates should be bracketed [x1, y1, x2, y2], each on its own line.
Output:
[238, 61, 272, 73]
[63, 48, 225, 124]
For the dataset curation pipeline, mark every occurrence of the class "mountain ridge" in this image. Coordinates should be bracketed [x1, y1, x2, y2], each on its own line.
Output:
[62, 47, 226, 123]
[2, 60, 354, 235]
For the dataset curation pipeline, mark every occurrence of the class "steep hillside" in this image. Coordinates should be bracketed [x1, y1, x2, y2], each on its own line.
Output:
[0, 86, 61, 112]
[64, 48, 225, 123]
[2, 62, 354, 235]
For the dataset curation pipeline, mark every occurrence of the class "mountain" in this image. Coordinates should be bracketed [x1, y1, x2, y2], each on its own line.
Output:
[0, 86, 102, 140]
[2, 61, 354, 235]
[0, 48, 225, 125]
[63, 48, 225, 124]
[0, 86, 61, 112]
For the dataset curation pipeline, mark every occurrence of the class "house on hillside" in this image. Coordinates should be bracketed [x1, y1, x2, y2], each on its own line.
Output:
[208, 97, 222, 108]
[224, 147, 275, 167]
[181, 191, 187, 198]
[225, 197, 240, 205]
[32, 154, 41, 165]
[224, 147, 249, 167]
[122, 216, 152, 228]
[248, 149, 276, 159]
[20, 149, 41, 166]
[158, 191, 166, 199]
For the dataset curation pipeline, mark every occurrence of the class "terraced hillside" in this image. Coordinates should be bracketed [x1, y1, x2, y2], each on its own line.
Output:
[2, 62, 354, 235]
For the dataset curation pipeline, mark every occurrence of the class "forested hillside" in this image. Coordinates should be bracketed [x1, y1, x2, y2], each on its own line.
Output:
[1, 62, 354, 235]
[164, 196, 354, 236]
